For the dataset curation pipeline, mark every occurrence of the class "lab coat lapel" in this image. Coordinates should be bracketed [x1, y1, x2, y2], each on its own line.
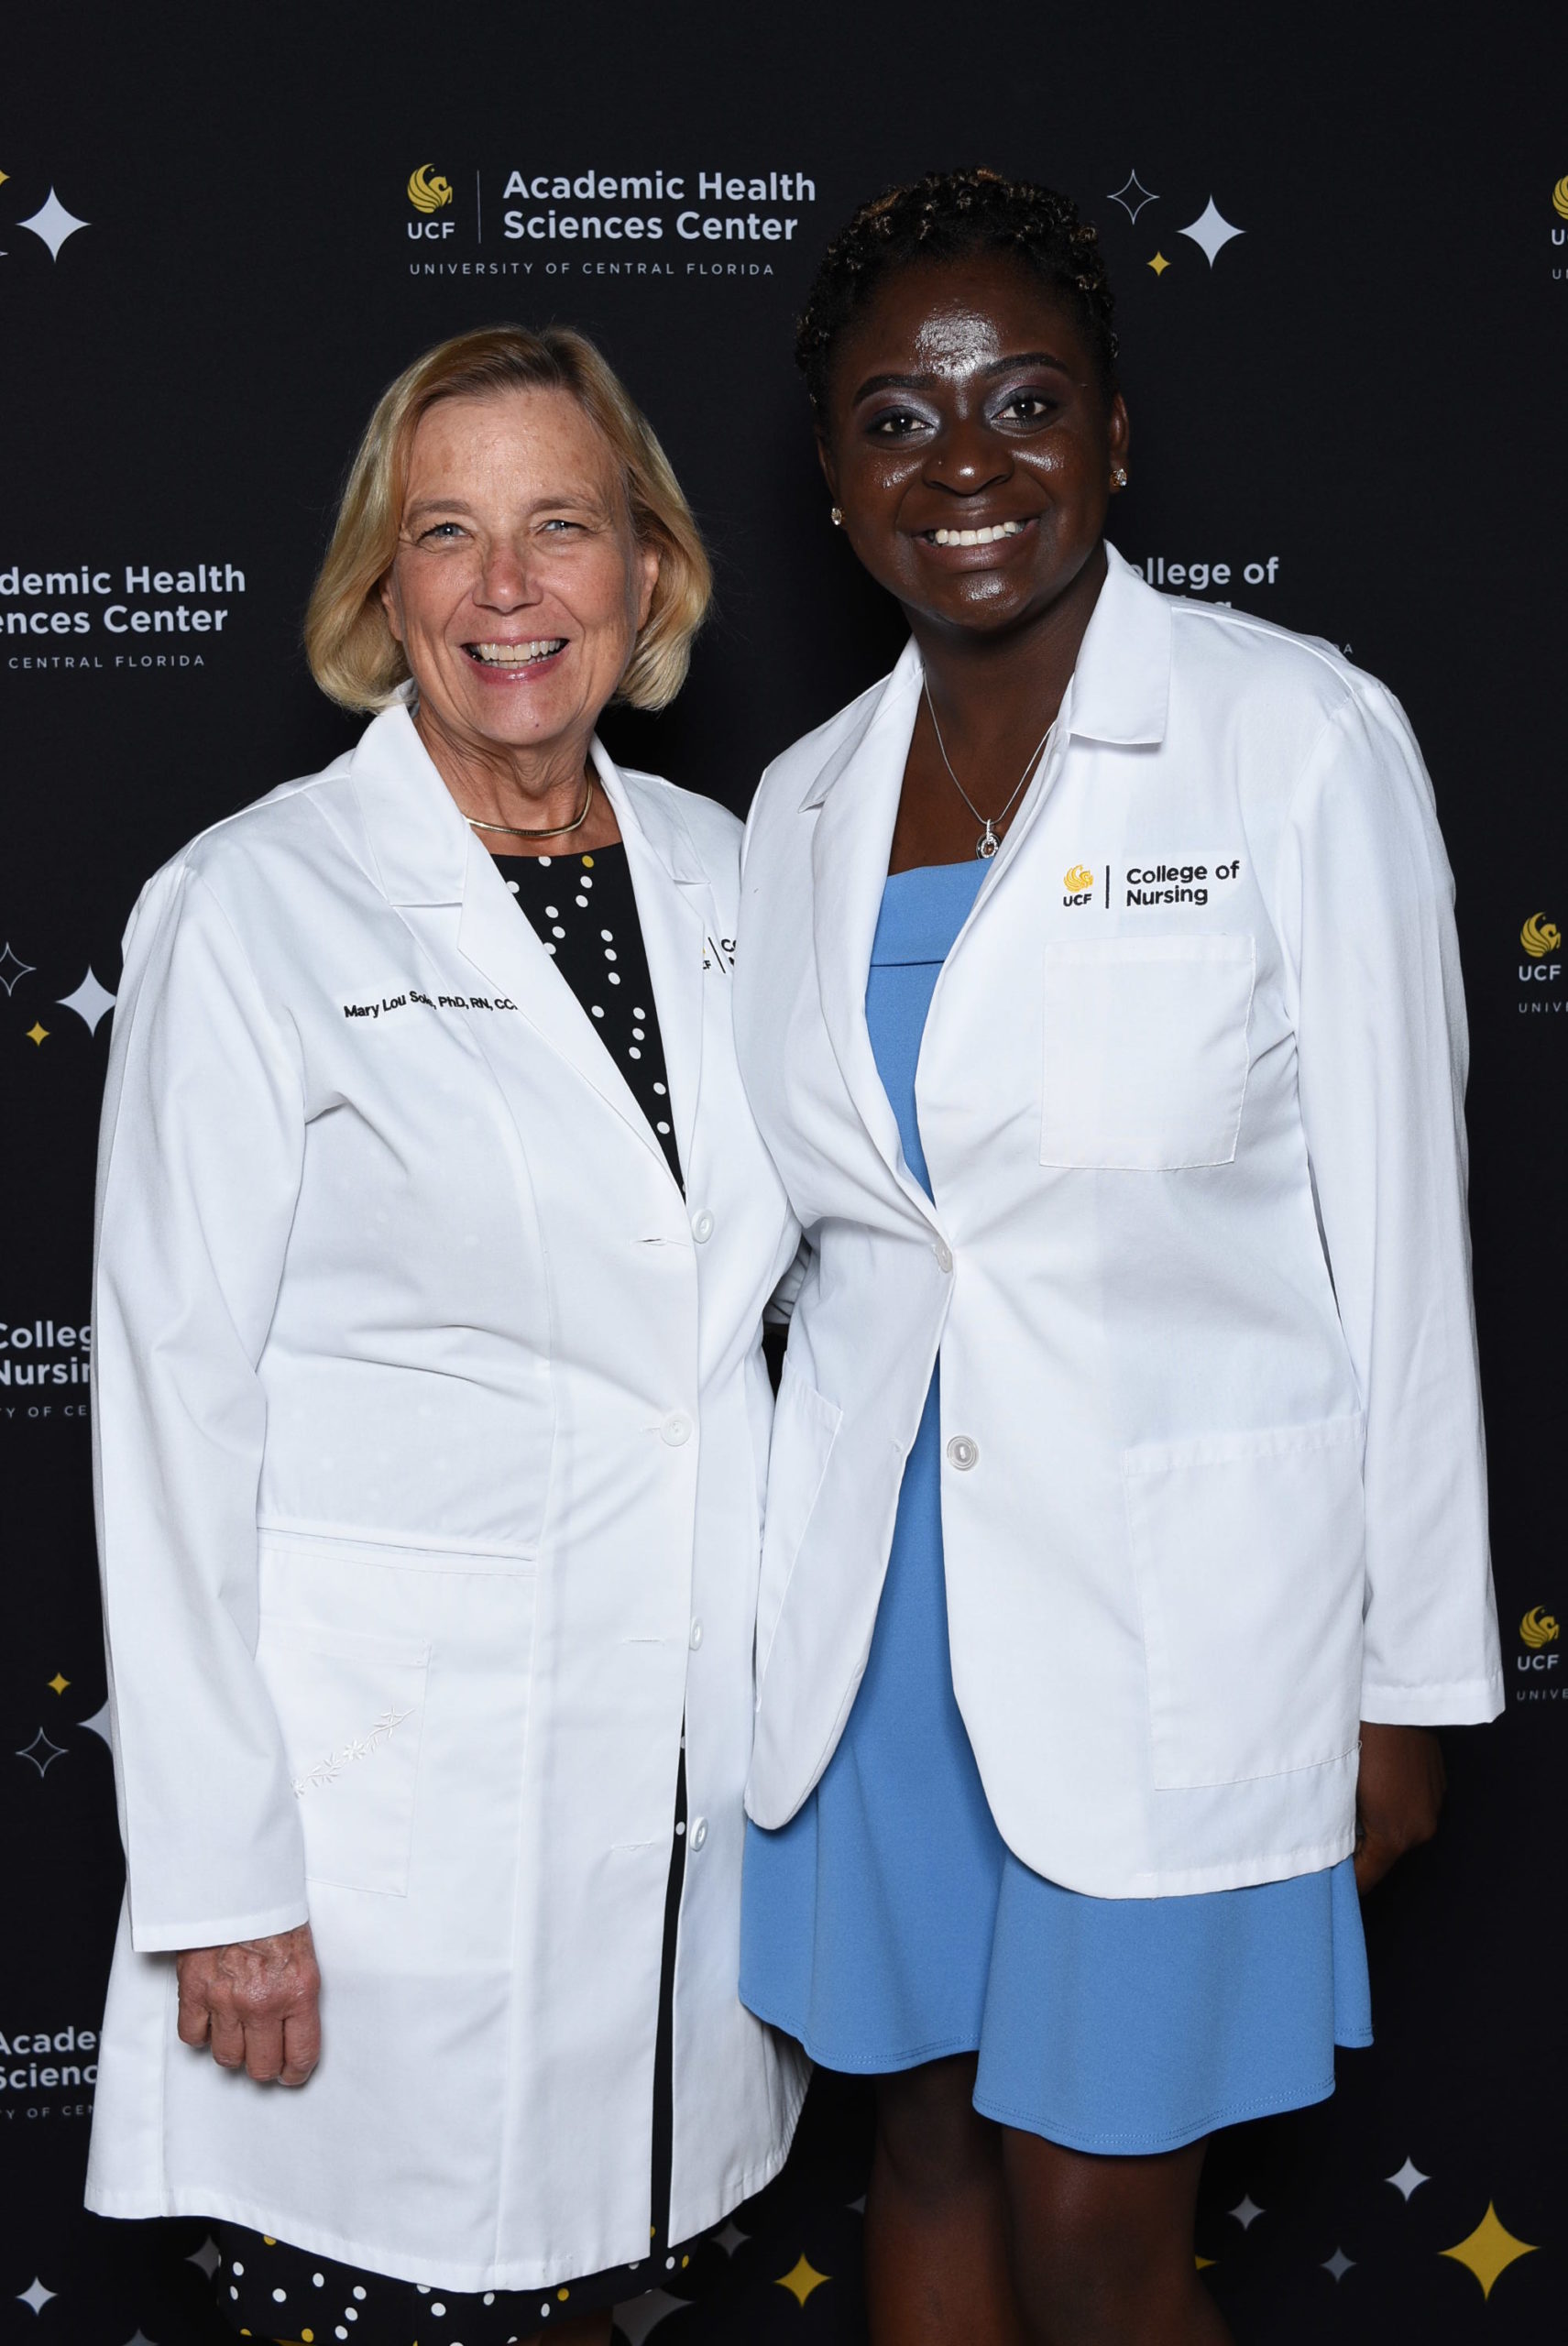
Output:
[916, 548, 1173, 929]
[806, 643, 936, 1222]
[457, 830, 677, 1180]
[352, 705, 678, 1186]
[592, 740, 707, 1186]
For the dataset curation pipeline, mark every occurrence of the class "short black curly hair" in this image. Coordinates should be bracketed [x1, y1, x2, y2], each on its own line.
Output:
[796, 167, 1118, 417]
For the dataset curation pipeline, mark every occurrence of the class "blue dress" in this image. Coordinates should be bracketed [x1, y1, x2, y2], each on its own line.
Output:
[740, 859, 1372, 2154]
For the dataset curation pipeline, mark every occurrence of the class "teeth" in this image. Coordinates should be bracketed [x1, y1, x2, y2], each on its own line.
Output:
[929, 521, 1026, 546]
[468, 639, 565, 666]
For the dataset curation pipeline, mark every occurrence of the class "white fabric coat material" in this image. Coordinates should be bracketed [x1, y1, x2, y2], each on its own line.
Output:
[736, 548, 1502, 1899]
[84, 705, 807, 2289]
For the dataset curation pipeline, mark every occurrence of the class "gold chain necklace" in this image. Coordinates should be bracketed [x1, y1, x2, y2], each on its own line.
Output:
[462, 773, 595, 841]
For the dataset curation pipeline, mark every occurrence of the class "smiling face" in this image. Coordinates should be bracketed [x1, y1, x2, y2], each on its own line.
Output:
[818, 251, 1129, 642]
[380, 386, 659, 772]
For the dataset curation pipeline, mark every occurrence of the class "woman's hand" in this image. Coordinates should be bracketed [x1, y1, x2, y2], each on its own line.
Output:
[1354, 1723, 1446, 1893]
[175, 1922, 322, 2086]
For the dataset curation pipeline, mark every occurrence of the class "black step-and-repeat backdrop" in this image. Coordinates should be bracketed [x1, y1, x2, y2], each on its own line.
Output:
[4, 5, 1563, 2340]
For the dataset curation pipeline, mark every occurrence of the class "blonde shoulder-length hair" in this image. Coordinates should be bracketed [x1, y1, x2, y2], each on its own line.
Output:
[305, 324, 711, 714]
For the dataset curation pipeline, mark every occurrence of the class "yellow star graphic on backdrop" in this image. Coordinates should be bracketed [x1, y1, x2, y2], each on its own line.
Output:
[1440, 2202, 1538, 2299]
[775, 2252, 829, 2306]
[1148, 251, 1170, 275]
[1195, 2254, 1216, 2270]
[48, 1673, 69, 1695]
[27, 1023, 49, 1045]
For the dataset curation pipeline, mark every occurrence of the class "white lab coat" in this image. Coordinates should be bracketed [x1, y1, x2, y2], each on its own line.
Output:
[84, 704, 807, 2290]
[736, 547, 1502, 1900]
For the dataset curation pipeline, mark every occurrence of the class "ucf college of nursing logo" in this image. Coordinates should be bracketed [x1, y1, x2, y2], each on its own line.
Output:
[399, 157, 819, 288]
[1552, 175, 1568, 279]
[1518, 911, 1563, 1014]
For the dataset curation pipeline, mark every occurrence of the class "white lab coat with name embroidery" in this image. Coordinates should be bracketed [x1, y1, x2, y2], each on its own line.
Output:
[84, 705, 806, 2290]
[737, 547, 1502, 1899]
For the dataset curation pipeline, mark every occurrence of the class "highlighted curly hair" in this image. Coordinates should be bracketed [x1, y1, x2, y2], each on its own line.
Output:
[795, 167, 1118, 415]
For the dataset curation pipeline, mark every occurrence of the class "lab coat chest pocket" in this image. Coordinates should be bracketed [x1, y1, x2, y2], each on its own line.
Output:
[1040, 933, 1255, 1170]
[1123, 1416, 1365, 1789]
[755, 1360, 843, 1694]
[256, 1620, 431, 1894]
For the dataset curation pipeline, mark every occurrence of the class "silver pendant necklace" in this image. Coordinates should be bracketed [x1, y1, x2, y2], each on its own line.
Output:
[922, 679, 1054, 861]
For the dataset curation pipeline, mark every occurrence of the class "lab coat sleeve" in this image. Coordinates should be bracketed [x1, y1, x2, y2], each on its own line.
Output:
[93, 858, 312, 1951]
[1275, 683, 1503, 1726]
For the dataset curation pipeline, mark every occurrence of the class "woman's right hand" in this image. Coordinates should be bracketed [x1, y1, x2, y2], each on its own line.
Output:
[175, 1922, 322, 2086]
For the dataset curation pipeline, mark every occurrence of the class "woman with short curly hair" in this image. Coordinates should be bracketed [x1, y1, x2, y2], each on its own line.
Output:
[736, 170, 1500, 2343]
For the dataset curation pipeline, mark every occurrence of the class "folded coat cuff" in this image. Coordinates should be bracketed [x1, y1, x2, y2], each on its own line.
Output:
[1358, 1673, 1505, 1728]
[128, 1891, 311, 1956]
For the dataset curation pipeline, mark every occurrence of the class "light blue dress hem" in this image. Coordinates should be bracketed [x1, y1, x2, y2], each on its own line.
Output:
[970, 2070, 1343, 2158]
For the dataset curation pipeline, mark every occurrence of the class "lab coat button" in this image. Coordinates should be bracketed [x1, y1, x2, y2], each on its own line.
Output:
[692, 1209, 715, 1243]
[689, 1619, 704, 1650]
[662, 1412, 693, 1447]
[689, 1816, 708, 1851]
[946, 1434, 979, 1471]
[933, 1239, 954, 1275]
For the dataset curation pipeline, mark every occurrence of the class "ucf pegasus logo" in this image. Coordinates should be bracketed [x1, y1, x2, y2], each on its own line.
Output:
[1519, 913, 1563, 1012]
[1517, 1606, 1563, 1701]
[407, 165, 454, 214]
[407, 164, 456, 245]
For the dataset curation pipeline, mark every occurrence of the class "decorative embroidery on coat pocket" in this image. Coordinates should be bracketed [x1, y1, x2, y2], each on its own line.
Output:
[257, 1619, 431, 1895]
[291, 1705, 416, 1797]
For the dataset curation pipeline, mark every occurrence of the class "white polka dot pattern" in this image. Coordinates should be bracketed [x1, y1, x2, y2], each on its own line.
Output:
[212, 2212, 701, 2341]
[496, 846, 683, 1187]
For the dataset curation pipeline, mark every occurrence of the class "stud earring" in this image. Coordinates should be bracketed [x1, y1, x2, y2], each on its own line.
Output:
[1110, 466, 1128, 490]
[830, 506, 844, 527]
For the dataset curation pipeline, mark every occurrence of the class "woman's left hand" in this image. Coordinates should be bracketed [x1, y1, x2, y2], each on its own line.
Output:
[1354, 1722, 1446, 1892]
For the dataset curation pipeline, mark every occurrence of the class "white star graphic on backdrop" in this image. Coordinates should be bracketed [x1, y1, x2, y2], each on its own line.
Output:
[18, 189, 90, 260]
[612, 2291, 687, 2345]
[16, 1728, 67, 1777]
[1387, 2156, 1430, 2200]
[1322, 2247, 1355, 2282]
[186, 2237, 222, 2278]
[56, 968, 116, 1035]
[1107, 170, 1159, 223]
[0, 942, 36, 995]
[1229, 2195, 1265, 2229]
[16, 2278, 56, 2315]
[81, 1700, 113, 1747]
[712, 2221, 748, 2256]
[1179, 197, 1245, 265]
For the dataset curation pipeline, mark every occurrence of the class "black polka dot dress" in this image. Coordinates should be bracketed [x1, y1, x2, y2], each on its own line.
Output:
[502, 845, 684, 1187]
[214, 846, 697, 2344]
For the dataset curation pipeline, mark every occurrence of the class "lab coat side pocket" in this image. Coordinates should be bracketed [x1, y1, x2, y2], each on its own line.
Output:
[1041, 933, 1255, 1170]
[754, 1360, 844, 1700]
[1123, 1416, 1365, 1790]
[255, 1620, 431, 1895]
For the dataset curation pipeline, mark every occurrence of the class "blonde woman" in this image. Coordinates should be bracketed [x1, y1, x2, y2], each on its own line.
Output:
[85, 325, 806, 2346]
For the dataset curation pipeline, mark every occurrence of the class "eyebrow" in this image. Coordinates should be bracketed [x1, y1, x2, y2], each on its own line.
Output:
[850, 351, 1073, 403]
